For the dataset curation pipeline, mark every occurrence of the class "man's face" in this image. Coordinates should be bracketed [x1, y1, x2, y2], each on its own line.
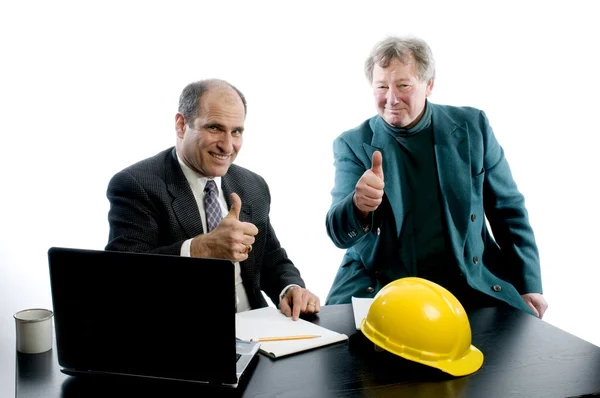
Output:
[176, 87, 245, 178]
[372, 56, 434, 128]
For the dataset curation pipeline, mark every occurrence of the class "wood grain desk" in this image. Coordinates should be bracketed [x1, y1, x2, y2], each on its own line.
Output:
[12, 304, 600, 397]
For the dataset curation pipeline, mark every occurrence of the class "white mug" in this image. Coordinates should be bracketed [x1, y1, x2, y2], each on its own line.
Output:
[14, 308, 54, 354]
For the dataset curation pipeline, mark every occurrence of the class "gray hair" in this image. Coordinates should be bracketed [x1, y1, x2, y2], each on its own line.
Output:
[178, 79, 247, 124]
[364, 36, 436, 83]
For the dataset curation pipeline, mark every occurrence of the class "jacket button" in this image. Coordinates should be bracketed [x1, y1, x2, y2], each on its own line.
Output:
[377, 227, 381, 236]
[471, 214, 476, 222]
[366, 287, 375, 294]
[492, 284, 502, 292]
[473, 256, 479, 264]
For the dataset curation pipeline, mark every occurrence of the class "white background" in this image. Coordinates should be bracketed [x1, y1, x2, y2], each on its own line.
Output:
[1, 0, 598, 382]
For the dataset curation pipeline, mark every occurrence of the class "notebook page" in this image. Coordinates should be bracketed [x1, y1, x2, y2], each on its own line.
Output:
[351, 297, 374, 330]
[235, 307, 348, 358]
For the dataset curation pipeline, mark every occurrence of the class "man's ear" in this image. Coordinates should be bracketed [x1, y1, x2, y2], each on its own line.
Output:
[425, 80, 435, 97]
[175, 113, 186, 139]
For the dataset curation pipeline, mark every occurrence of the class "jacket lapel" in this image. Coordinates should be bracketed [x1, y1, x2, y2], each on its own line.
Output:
[165, 148, 205, 238]
[221, 171, 256, 284]
[431, 105, 471, 255]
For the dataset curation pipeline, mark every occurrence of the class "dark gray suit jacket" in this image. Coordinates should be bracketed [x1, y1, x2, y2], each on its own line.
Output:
[106, 147, 305, 308]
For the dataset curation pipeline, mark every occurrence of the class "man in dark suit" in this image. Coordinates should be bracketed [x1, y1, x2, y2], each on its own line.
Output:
[106, 79, 319, 320]
[325, 36, 548, 318]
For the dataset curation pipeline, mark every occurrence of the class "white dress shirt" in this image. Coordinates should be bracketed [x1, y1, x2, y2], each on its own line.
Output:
[176, 155, 252, 312]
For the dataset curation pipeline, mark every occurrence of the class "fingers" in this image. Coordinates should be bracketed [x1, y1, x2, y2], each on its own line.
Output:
[240, 221, 259, 237]
[307, 296, 321, 313]
[353, 152, 385, 215]
[281, 288, 320, 321]
[357, 184, 384, 204]
[188, 191, 259, 262]
[221, 192, 258, 261]
[362, 172, 385, 190]
[291, 291, 302, 321]
[371, 150, 384, 181]
[533, 297, 548, 319]
[226, 192, 242, 220]
[196, 216, 257, 262]
[230, 241, 253, 263]
[521, 293, 548, 319]
[237, 242, 253, 255]
[526, 301, 540, 318]
[354, 173, 385, 213]
[279, 296, 292, 318]
[297, 291, 320, 316]
[537, 306, 547, 319]
[224, 193, 258, 236]
[237, 222, 257, 259]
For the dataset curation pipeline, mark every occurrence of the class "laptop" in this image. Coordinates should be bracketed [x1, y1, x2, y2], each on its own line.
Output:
[48, 247, 260, 388]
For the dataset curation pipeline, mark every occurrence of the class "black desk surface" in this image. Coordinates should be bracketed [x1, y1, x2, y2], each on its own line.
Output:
[11, 304, 600, 397]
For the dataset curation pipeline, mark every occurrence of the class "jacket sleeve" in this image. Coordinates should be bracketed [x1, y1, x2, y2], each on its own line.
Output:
[106, 170, 184, 255]
[259, 219, 305, 304]
[326, 136, 376, 249]
[256, 182, 305, 304]
[480, 111, 542, 294]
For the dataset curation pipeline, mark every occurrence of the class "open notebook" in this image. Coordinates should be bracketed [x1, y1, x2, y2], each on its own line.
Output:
[235, 307, 348, 358]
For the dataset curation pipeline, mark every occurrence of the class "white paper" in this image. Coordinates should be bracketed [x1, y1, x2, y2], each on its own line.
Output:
[235, 307, 348, 358]
[351, 297, 374, 330]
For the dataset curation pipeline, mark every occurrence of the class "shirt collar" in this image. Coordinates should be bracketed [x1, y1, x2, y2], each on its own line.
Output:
[176, 153, 222, 198]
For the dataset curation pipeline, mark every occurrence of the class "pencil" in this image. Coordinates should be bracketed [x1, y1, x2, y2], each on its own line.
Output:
[250, 335, 321, 342]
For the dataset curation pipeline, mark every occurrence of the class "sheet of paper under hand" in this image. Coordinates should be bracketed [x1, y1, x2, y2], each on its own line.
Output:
[351, 297, 374, 330]
[235, 307, 348, 358]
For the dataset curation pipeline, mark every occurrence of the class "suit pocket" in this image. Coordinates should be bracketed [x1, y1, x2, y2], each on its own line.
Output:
[472, 168, 485, 198]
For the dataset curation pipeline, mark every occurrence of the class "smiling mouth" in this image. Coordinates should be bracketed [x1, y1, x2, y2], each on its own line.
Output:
[210, 153, 230, 160]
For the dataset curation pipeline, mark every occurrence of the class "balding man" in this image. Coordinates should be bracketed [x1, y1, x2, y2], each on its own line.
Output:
[106, 79, 320, 319]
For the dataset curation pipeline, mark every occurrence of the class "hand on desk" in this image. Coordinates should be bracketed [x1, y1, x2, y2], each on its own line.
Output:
[521, 293, 548, 318]
[280, 286, 321, 321]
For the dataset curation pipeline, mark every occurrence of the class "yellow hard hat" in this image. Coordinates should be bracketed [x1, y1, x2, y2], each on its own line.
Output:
[360, 277, 483, 376]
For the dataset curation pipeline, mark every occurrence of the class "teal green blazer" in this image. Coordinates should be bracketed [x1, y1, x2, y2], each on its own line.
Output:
[325, 103, 542, 315]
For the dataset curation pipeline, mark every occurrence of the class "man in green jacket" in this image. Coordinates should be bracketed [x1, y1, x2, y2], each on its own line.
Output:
[325, 36, 548, 318]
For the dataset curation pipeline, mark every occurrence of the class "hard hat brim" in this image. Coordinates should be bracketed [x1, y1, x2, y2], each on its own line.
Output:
[427, 345, 484, 377]
[361, 319, 484, 376]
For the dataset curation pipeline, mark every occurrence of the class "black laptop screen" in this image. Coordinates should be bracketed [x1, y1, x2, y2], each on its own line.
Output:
[48, 247, 237, 384]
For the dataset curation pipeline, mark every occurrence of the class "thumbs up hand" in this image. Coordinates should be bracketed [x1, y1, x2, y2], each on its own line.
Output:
[371, 150, 384, 181]
[225, 192, 243, 220]
[190, 193, 259, 261]
[353, 151, 385, 218]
